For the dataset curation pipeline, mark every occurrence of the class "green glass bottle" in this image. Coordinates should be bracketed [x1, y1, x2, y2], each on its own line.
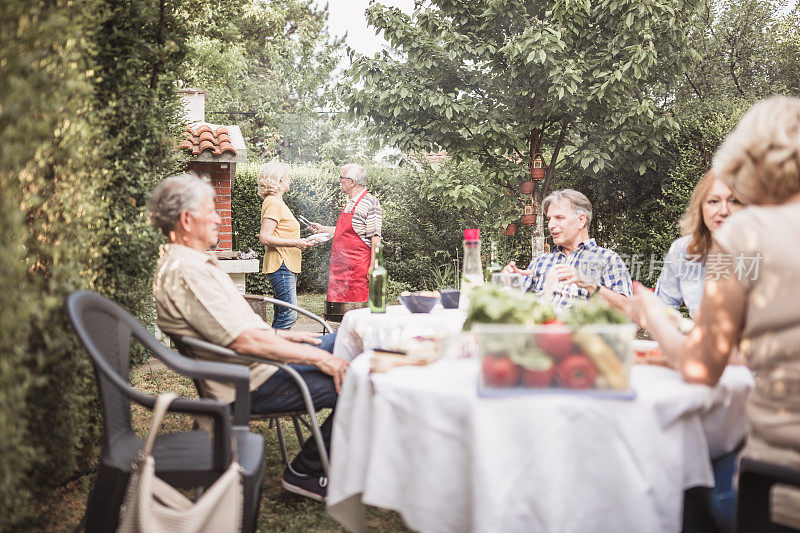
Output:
[369, 241, 388, 313]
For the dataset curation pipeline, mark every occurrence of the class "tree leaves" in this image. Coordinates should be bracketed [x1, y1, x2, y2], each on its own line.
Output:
[341, 0, 700, 216]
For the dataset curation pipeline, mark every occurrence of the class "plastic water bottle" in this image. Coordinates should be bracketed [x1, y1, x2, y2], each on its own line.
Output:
[458, 229, 484, 311]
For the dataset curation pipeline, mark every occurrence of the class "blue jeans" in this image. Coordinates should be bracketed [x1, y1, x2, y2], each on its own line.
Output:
[268, 263, 297, 329]
[683, 448, 742, 533]
[250, 333, 338, 476]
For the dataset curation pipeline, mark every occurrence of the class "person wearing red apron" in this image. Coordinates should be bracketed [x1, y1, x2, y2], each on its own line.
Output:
[326, 189, 371, 302]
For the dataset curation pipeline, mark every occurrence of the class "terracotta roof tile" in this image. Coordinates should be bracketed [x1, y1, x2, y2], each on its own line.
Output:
[218, 141, 235, 154]
[181, 124, 237, 157]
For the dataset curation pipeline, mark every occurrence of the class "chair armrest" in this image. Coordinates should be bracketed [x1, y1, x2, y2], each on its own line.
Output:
[170, 336, 253, 426]
[736, 457, 800, 532]
[244, 294, 333, 334]
[179, 336, 331, 474]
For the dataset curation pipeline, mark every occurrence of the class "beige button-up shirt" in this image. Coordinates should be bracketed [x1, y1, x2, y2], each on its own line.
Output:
[153, 244, 277, 403]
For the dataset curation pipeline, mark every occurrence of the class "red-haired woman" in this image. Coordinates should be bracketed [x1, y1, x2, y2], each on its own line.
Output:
[655, 171, 745, 318]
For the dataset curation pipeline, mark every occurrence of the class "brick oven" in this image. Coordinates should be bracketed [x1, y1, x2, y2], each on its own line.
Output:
[177, 89, 247, 252]
[177, 89, 257, 292]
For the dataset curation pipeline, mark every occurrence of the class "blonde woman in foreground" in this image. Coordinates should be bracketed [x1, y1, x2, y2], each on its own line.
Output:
[627, 96, 800, 532]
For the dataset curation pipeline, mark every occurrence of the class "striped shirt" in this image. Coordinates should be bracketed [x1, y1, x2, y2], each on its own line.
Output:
[343, 191, 382, 246]
[523, 238, 632, 309]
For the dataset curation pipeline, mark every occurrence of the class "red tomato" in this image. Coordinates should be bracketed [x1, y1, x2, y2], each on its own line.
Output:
[555, 354, 598, 389]
[543, 318, 563, 325]
[521, 365, 555, 388]
[536, 330, 574, 360]
[481, 356, 520, 387]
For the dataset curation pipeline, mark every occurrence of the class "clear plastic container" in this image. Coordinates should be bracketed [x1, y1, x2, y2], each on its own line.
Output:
[473, 323, 636, 396]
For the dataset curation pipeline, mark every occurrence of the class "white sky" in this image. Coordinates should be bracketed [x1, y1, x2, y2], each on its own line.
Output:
[324, 0, 416, 57]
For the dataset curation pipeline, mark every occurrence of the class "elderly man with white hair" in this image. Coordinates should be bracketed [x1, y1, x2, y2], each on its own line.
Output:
[504, 189, 632, 310]
[148, 172, 347, 502]
[309, 163, 382, 305]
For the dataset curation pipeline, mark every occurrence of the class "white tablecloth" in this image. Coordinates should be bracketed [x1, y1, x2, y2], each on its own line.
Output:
[333, 305, 467, 361]
[327, 355, 753, 533]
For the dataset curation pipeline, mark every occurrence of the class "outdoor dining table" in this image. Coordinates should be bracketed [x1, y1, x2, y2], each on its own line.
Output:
[327, 305, 754, 533]
[332, 304, 468, 362]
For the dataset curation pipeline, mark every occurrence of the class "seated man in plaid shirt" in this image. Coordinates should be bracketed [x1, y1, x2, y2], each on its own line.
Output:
[504, 189, 632, 310]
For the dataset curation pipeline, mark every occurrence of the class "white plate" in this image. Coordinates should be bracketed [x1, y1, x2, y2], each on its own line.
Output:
[306, 232, 333, 243]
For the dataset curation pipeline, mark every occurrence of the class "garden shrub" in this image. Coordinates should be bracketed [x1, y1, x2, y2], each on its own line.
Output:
[0, 0, 186, 528]
[87, 0, 186, 352]
[233, 159, 533, 297]
[0, 2, 99, 528]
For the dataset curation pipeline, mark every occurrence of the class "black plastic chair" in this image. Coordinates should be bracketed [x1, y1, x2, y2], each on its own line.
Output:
[174, 335, 331, 476]
[736, 457, 800, 533]
[64, 291, 265, 533]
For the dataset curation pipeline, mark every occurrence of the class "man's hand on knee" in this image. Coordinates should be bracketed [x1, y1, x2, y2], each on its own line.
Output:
[315, 355, 349, 393]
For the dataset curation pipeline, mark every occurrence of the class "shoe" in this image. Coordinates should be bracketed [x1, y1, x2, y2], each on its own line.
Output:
[281, 466, 328, 502]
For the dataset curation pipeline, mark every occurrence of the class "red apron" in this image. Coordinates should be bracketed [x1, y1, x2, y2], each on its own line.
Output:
[327, 190, 372, 302]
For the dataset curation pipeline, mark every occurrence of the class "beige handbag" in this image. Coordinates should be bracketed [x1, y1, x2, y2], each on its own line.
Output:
[117, 393, 243, 533]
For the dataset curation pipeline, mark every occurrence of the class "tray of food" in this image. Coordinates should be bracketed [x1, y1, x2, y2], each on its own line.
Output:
[466, 285, 637, 399]
[632, 339, 672, 368]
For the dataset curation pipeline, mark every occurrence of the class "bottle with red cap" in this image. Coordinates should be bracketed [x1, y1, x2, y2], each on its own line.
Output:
[458, 228, 484, 311]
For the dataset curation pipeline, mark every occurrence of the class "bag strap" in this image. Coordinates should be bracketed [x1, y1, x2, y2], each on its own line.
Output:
[143, 392, 179, 455]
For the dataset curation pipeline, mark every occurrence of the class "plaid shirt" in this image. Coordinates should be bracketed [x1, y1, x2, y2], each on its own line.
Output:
[523, 239, 632, 309]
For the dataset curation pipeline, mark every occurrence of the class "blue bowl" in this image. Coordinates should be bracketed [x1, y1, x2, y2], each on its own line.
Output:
[399, 294, 439, 313]
[439, 289, 460, 309]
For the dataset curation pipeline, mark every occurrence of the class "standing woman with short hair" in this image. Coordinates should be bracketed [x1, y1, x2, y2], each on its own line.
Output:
[257, 161, 314, 329]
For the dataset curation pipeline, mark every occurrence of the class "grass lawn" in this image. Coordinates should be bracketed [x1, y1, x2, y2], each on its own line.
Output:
[43, 292, 411, 532]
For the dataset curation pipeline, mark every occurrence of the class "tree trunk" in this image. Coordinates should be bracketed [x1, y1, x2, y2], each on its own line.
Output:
[531, 210, 546, 258]
[531, 187, 546, 258]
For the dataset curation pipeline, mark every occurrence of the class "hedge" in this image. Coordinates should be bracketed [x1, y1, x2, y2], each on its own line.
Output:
[234, 160, 540, 299]
[0, 0, 185, 528]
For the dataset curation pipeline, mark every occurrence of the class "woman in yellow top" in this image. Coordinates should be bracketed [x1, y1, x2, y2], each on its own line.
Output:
[257, 161, 314, 329]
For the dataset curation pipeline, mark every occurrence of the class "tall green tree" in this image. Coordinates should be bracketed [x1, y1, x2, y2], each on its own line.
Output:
[680, 0, 799, 101]
[342, 0, 702, 253]
[178, 0, 344, 161]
